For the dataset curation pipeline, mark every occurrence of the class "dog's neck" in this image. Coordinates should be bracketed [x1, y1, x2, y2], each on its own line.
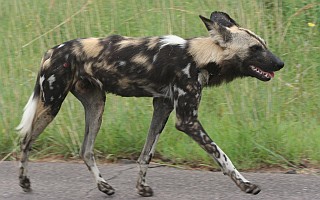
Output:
[187, 37, 225, 68]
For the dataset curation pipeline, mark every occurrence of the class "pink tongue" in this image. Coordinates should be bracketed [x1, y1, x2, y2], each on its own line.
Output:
[270, 72, 275, 78]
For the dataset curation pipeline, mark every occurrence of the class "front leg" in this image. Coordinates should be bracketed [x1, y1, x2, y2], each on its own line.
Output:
[173, 81, 261, 195]
[137, 97, 173, 197]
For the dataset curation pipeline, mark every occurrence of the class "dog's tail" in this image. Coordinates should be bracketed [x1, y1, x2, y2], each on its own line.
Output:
[16, 75, 41, 137]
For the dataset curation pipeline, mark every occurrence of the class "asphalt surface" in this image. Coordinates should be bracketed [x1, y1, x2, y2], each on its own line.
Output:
[0, 161, 319, 200]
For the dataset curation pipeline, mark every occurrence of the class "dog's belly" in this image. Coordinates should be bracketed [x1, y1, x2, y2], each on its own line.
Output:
[89, 72, 171, 97]
[104, 79, 171, 97]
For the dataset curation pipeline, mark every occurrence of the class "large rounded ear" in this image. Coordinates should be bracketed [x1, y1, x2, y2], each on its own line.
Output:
[210, 11, 239, 28]
[199, 14, 232, 46]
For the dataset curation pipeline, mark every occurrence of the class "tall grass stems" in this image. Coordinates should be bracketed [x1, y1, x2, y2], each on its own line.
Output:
[0, 0, 319, 169]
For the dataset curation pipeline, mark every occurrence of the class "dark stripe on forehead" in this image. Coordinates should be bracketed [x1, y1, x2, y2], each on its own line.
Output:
[242, 29, 267, 48]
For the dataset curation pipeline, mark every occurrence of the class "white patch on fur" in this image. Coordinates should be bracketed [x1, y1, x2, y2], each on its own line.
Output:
[16, 93, 38, 137]
[118, 61, 126, 67]
[48, 75, 55, 90]
[152, 54, 158, 63]
[160, 35, 186, 49]
[177, 88, 186, 96]
[39, 75, 45, 100]
[193, 109, 198, 116]
[57, 43, 65, 49]
[91, 164, 104, 183]
[39, 75, 45, 86]
[174, 84, 186, 96]
[210, 141, 250, 183]
[182, 63, 191, 78]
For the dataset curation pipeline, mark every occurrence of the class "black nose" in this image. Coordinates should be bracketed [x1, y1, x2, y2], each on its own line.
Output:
[277, 60, 284, 70]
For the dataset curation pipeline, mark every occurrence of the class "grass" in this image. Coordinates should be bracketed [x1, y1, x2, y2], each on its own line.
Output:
[0, 0, 319, 170]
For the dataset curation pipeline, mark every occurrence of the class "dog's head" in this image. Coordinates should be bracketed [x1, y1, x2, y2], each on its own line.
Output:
[199, 12, 284, 82]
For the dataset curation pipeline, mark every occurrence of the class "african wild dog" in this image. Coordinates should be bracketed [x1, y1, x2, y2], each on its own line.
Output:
[17, 11, 284, 197]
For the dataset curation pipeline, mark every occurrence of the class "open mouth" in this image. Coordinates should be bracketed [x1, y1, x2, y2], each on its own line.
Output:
[249, 66, 275, 81]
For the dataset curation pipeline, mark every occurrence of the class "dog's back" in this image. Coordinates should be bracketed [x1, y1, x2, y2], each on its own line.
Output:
[41, 35, 192, 98]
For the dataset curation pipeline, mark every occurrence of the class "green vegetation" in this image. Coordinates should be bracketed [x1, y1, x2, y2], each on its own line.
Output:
[0, 0, 319, 169]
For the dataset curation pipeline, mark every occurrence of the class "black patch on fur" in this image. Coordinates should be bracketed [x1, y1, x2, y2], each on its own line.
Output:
[40, 49, 75, 116]
[33, 74, 41, 98]
[223, 154, 227, 162]
[149, 45, 187, 84]
[202, 57, 243, 86]
[203, 62, 221, 77]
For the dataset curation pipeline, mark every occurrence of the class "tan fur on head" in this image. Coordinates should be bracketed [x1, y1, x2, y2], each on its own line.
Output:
[197, 13, 269, 67]
[222, 27, 267, 61]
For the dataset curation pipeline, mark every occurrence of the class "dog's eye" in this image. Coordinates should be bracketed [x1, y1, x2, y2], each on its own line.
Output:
[250, 45, 263, 51]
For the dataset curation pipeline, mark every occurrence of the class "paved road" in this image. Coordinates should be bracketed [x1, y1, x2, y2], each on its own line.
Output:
[0, 161, 319, 200]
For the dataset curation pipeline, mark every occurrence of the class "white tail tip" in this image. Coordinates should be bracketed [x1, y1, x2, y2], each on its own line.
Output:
[16, 93, 37, 137]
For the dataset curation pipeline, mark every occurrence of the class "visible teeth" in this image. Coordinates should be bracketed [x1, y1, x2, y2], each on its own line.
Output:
[252, 66, 262, 74]
[251, 65, 272, 79]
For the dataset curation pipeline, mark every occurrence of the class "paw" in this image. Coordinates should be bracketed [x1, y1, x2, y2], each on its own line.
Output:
[137, 185, 153, 197]
[19, 176, 32, 192]
[97, 181, 115, 196]
[239, 182, 261, 195]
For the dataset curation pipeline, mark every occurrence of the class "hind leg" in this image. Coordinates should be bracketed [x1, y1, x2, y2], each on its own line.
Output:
[19, 62, 76, 191]
[71, 80, 114, 195]
[19, 99, 62, 192]
[18, 47, 77, 191]
[136, 97, 173, 197]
